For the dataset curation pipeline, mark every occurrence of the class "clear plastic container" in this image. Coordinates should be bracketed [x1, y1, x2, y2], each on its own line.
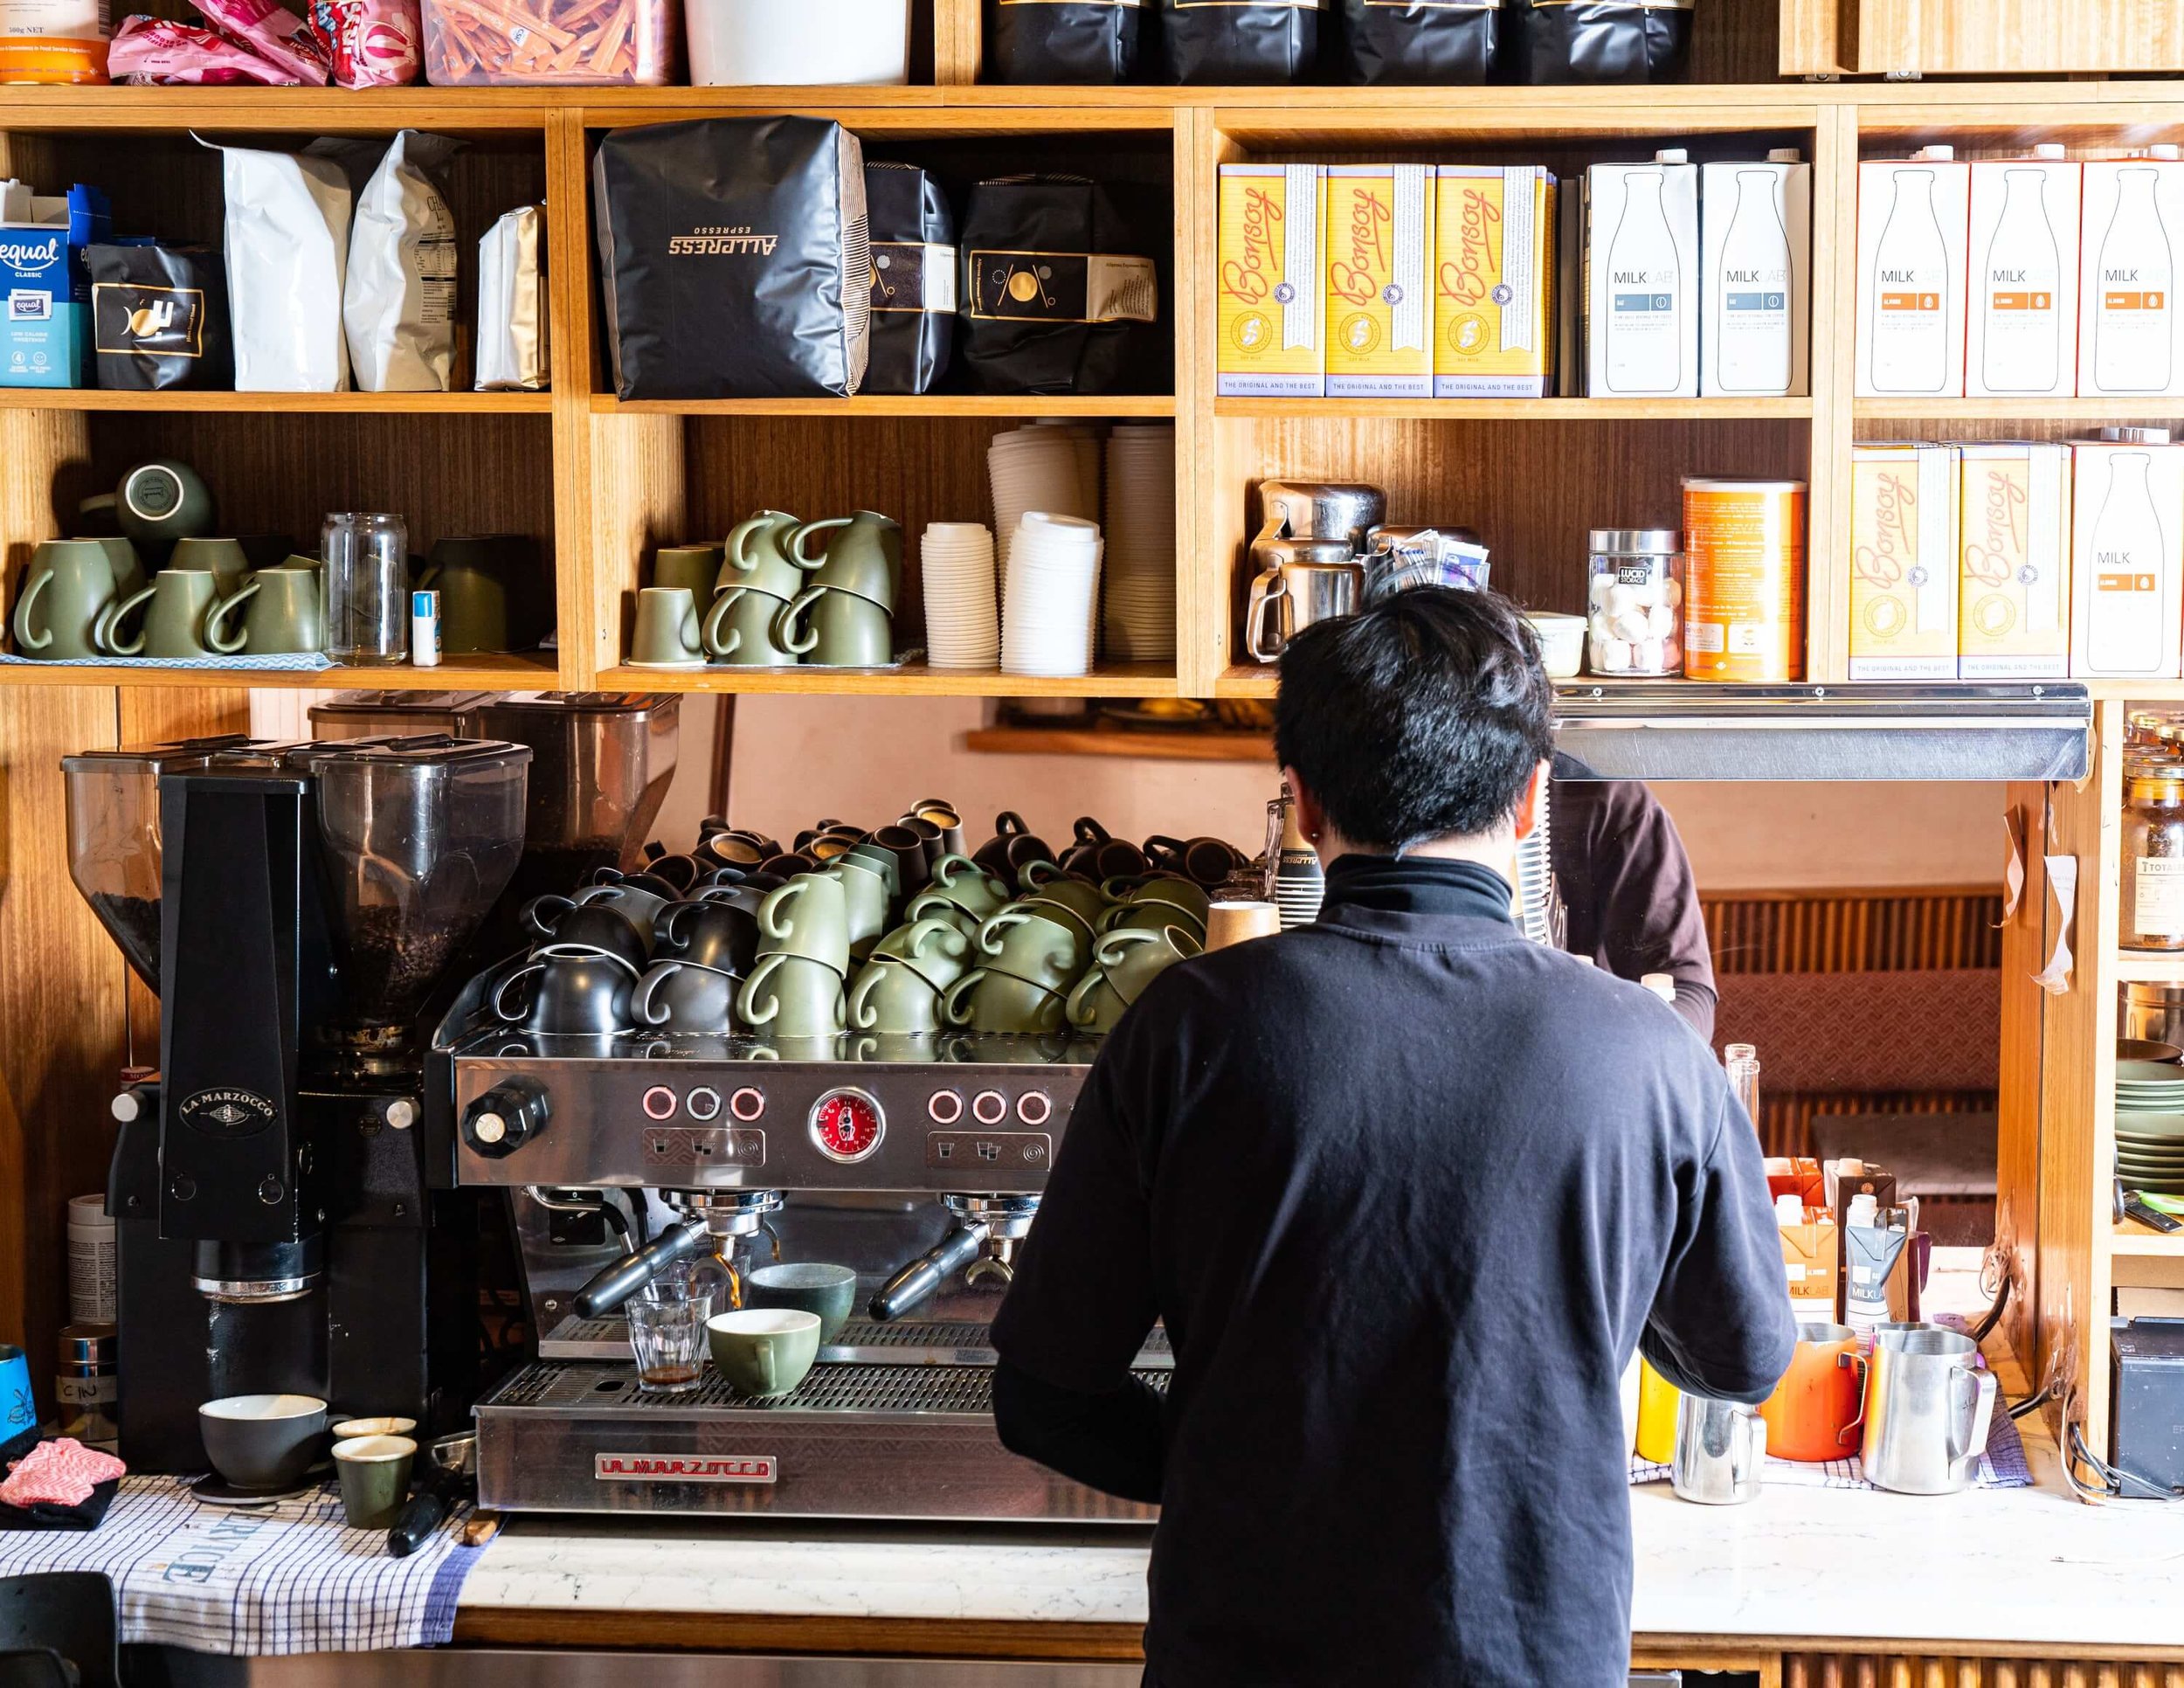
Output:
[1586, 527, 1683, 676]
[420, 0, 678, 84]
[323, 512, 410, 667]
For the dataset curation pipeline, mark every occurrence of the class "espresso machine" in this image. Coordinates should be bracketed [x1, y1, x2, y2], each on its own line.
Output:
[68, 735, 532, 1472]
[438, 1020, 1161, 1523]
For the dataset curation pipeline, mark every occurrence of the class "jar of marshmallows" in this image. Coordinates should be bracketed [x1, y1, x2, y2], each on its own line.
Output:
[1586, 529, 1683, 677]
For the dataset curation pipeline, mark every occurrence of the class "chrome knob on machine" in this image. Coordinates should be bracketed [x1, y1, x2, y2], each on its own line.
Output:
[464, 1078, 549, 1158]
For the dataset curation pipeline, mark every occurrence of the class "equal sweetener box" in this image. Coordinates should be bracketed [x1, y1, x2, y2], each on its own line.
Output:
[0, 181, 110, 389]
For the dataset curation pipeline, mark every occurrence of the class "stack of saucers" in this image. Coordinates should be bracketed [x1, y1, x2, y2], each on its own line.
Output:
[989, 425, 1100, 586]
[921, 522, 999, 670]
[1001, 513, 1102, 678]
[2116, 1057, 2184, 1194]
[1101, 425, 1176, 662]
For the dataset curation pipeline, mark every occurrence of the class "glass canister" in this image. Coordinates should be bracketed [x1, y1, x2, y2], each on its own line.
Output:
[2123, 758, 2184, 951]
[1586, 528, 1683, 676]
[323, 512, 411, 666]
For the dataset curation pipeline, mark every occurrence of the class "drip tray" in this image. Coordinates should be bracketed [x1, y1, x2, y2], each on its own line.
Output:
[477, 1359, 1164, 1522]
[540, 1315, 1174, 1370]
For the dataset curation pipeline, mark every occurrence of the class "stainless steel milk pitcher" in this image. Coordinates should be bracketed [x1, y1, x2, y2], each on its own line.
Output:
[1860, 1326, 1997, 1495]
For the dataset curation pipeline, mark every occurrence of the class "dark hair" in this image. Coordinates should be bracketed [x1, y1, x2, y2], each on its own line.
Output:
[1273, 589, 1553, 851]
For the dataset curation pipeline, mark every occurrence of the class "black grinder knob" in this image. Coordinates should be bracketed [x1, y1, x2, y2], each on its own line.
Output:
[463, 1079, 549, 1159]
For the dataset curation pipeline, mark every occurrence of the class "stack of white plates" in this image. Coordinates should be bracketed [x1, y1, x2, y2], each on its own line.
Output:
[1001, 513, 1102, 678]
[922, 522, 999, 670]
[1101, 425, 1176, 662]
[990, 425, 1100, 588]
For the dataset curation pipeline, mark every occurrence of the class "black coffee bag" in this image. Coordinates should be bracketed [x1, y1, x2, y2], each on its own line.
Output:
[959, 176, 1162, 396]
[1337, 0, 1500, 82]
[593, 117, 870, 401]
[1504, 0, 1691, 82]
[87, 242, 232, 391]
[863, 162, 956, 398]
[1158, 0, 1321, 83]
[985, 0, 1144, 82]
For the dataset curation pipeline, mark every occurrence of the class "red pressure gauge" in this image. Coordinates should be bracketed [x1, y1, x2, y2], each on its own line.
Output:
[810, 1088, 885, 1163]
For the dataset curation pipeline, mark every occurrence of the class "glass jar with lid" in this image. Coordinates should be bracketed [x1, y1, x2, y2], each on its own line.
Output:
[2123, 758, 2184, 951]
[1586, 529, 1683, 676]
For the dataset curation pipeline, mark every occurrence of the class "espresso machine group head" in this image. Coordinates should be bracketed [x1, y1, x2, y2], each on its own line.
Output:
[73, 736, 532, 1470]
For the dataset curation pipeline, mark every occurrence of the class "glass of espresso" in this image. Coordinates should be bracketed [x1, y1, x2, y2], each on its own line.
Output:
[626, 1272, 711, 1393]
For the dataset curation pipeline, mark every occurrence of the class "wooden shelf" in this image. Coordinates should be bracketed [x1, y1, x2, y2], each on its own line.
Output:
[0, 390, 552, 414]
[1216, 397, 1814, 422]
[1855, 398, 2184, 423]
[2111, 1221, 2184, 1257]
[2112, 951, 2184, 985]
[591, 661, 1177, 697]
[964, 725, 1271, 759]
[592, 394, 1175, 418]
[0, 654, 560, 690]
[1213, 666, 1278, 699]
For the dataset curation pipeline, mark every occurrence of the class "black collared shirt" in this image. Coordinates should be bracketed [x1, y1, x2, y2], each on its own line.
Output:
[991, 856, 1795, 1688]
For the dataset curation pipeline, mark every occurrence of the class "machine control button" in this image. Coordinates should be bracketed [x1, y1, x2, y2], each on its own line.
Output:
[464, 1080, 549, 1159]
[1015, 1090, 1053, 1126]
[927, 1089, 964, 1125]
[641, 1085, 678, 1121]
[928, 1130, 1052, 1172]
[169, 1174, 197, 1202]
[383, 1098, 417, 1132]
[729, 1086, 766, 1122]
[686, 1087, 722, 1122]
[811, 1088, 885, 1163]
[971, 1090, 1008, 1126]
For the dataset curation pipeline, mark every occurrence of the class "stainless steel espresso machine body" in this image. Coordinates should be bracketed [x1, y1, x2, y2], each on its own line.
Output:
[443, 1027, 1160, 1523]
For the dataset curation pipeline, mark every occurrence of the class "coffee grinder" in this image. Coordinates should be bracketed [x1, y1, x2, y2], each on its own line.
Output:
[68, 736, 531, 1472]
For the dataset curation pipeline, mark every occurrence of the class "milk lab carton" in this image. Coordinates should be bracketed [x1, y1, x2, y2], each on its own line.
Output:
[2079, 149, 2184, 400]
[1433, 165, 1555, 398]
[1966, 148, 2082, 399]
[1586, 151, 1699, 398]
[0, 180, 109, 390]
[1958, 442, 2071, 679]
[1700, 152, 1810, 398]
[1218, 164, 1325, 398]
[1855, 149, 1970, 399]
[1324, 164, 1434, 398]
[2070, 433, 2184, 681]
[1849, 443, 1961, 680]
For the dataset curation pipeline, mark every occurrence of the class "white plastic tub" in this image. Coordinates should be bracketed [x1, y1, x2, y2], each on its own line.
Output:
[687, 0, 909, 85]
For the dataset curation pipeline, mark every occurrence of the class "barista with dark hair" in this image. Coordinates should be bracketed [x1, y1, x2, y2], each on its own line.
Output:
[991, 589, 1795, 1688]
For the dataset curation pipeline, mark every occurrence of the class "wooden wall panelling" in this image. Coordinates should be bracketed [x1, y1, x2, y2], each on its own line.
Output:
[1176, 106, 1220, 697]
[1776, 0, 1848, 75]
[1703, 886, 2003, 973]
[932, 0, 978, 84]
[587, 413, 688, 681]
[1845, 0, 2184, 77]
[1997, 783, 2050, 1373]
[2035, 702, 2121, 1462]
[1807, 104, 1857, 684]
[552, 107, 606, 686]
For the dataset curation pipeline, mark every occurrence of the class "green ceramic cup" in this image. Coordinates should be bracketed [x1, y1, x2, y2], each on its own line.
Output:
[869, 916, 973, 992]
[757, 871, 851, 975]
[1118, 875, 1214, 924]
[736, 951, 847, 1038]
[789, 510, 902, 613]
[167, 536, 250, 595]
[85, 458, 215, 552]
[925, 854, 1012, 917]
[706, 1309, 821, 1399]
[1016, 862, 1109, 929]
[743, 1263, 858, 1344]
[1095, 924, 1201, 1006]
[629, 586, 704, 668]
[652, 543, 722, 603]
[1065, 967, 1131, 1032]
[847, 955, 945, 1034]
[332, 1434, 416, 1530]
[941, 967, 1069, 1034]
[13, 539, 118, 660]
[206, 564, 322, 655]
[417, 536, 521, 655]
[94, 536, 146, 597]
[826, 860, 889, 950]
[703, 585, 797, 666]
[98, 568, 218, 659]
[721, 509, 806, 602]
[976, 905, 1090, 993]
[774, 585, 892, 668]
[1102, 899, 1209, 941]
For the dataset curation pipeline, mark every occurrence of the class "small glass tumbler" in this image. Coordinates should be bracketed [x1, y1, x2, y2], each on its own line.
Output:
[626, 1278, 708, 1394]
[323, 512, 410, 667]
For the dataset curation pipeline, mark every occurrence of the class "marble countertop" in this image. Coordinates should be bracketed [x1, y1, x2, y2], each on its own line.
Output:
[459, 1420, 2184, 1650]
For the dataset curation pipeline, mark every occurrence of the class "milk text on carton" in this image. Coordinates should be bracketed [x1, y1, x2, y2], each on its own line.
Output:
[2070, 439, 2184, 679]
[1218, 163, 1324, 398]
[1324, 164, 1433, 398]
[1855, 154, 1970, 399]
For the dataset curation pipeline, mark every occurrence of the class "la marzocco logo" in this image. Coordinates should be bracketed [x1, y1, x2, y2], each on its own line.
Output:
[0, 238, 60, 274]
[667, 225, 778, 258]
[178, 1088, 279, 1138]
[595, 1453, 777, 1484]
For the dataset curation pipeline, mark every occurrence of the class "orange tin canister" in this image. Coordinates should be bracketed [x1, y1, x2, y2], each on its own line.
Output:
[1682, 476, 1808, 682]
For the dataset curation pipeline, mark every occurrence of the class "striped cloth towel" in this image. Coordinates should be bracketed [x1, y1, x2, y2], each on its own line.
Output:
[1628, 1401, 2034, 1491]
[0, 652, 334, 671]
[0, 1476, 481, 1653]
